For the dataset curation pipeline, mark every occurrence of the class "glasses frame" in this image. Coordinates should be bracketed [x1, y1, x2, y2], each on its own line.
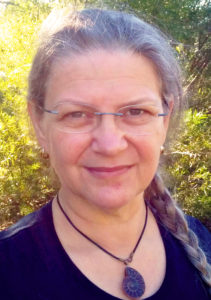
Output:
[37, 100, 169, 134]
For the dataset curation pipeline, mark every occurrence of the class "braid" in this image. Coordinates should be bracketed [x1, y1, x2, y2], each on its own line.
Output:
[145, 173, 211, 292]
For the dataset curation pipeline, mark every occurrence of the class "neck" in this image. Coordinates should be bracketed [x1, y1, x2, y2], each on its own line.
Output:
[58, 187, 146, 226]
[53, 188, 149, 255]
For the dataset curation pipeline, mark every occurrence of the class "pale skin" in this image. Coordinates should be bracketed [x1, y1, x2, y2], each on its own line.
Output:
[29, 50, 173, 299]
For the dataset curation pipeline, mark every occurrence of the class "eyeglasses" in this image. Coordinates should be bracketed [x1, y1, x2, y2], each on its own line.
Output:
[38, 101, 168, 135]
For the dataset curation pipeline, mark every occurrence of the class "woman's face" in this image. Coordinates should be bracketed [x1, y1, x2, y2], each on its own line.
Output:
[31, 50, 171, 210]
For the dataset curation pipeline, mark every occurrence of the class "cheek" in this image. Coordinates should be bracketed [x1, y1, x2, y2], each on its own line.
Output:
[130, 130, 163, 167]
[137, 138, 161, 163]
[47, 130, 90, 167]
[134, 137, 161, 189]
[134, 126, 163, 150]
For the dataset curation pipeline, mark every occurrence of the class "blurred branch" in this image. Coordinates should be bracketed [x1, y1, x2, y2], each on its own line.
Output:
[0, 1, 16, 5]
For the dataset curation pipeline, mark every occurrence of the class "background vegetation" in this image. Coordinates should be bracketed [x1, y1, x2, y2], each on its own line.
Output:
[0, 0, 210, 229]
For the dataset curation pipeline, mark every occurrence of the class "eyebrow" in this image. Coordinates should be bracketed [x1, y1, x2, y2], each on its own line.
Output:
[116, 99, 162, 109]
[53, 97, 162, 110]
[52, 99, 97, 110]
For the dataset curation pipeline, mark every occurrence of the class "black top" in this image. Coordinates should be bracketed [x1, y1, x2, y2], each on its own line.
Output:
[0, 200, 210, 300]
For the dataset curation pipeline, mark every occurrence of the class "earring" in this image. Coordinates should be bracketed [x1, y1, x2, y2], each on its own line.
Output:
[40, 148, 49, 159]
[160, 146, 165, 154]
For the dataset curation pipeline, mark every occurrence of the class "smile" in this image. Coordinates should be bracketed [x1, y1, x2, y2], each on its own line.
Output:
[84, 165, 133, 179]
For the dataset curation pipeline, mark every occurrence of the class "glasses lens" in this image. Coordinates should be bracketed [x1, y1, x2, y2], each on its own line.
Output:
[55, 103, 96, 133]
[49, 103, 164, 135]
[117, 105, 159, 135]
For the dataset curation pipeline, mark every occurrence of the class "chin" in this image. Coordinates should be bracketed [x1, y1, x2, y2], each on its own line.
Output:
[86, 187, 142, 211]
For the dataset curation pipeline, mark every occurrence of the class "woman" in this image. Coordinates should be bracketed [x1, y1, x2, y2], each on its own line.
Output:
[0, 8, 210, 300]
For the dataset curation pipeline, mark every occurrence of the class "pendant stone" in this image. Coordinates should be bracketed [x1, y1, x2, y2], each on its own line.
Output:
[122, 266, 145, 298]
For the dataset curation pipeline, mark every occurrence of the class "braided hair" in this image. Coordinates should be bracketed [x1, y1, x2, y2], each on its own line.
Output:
[145, 173, 211, 290]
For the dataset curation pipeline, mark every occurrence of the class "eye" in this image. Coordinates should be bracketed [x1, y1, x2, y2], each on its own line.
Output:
[120, 106, 156, 125]
[124, 107, 152, 117]
[61, 110, 94, 120]
[126, 108, 144, 116]
[69, 111, 87, 118]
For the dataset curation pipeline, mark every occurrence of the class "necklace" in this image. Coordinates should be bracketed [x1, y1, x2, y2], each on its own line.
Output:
[56, 194, 148, 299]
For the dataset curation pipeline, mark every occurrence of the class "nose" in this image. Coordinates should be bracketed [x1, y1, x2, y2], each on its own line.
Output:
[91, 115, 128, 156]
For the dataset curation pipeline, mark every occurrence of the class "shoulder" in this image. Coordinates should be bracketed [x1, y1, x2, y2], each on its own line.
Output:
[0, 210, 39, 241]
[185, 215, 211, 263]
[0, 201, 55, 297]
[0, 200, 52, 244]
[0, 199, 53, 279]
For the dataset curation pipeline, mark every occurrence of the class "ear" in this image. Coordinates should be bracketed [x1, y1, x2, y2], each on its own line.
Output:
[27, 101, 49, 152]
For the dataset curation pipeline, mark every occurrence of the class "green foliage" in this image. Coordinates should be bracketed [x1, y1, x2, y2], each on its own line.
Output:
[0, 0, 55, 227]
[0, 0, 210, 229]
[164, 109, 211, 229]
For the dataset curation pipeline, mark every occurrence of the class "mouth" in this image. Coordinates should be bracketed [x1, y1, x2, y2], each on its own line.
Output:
[84, 165, 133, 179]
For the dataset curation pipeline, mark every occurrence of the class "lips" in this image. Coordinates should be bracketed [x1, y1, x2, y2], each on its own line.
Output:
[84, 165, 133, 178]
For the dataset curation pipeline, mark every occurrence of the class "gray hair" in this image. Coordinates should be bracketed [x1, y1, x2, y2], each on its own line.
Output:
[28, 8, 182, 114]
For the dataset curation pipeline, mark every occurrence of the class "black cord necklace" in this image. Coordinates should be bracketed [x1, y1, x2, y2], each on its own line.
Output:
[56, 194, 148, 298]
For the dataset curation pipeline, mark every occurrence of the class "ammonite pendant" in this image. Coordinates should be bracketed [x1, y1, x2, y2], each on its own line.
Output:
[122, 266, 145, 298]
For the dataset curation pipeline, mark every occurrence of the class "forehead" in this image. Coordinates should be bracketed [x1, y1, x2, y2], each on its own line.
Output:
[45, 50, 162, 108]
